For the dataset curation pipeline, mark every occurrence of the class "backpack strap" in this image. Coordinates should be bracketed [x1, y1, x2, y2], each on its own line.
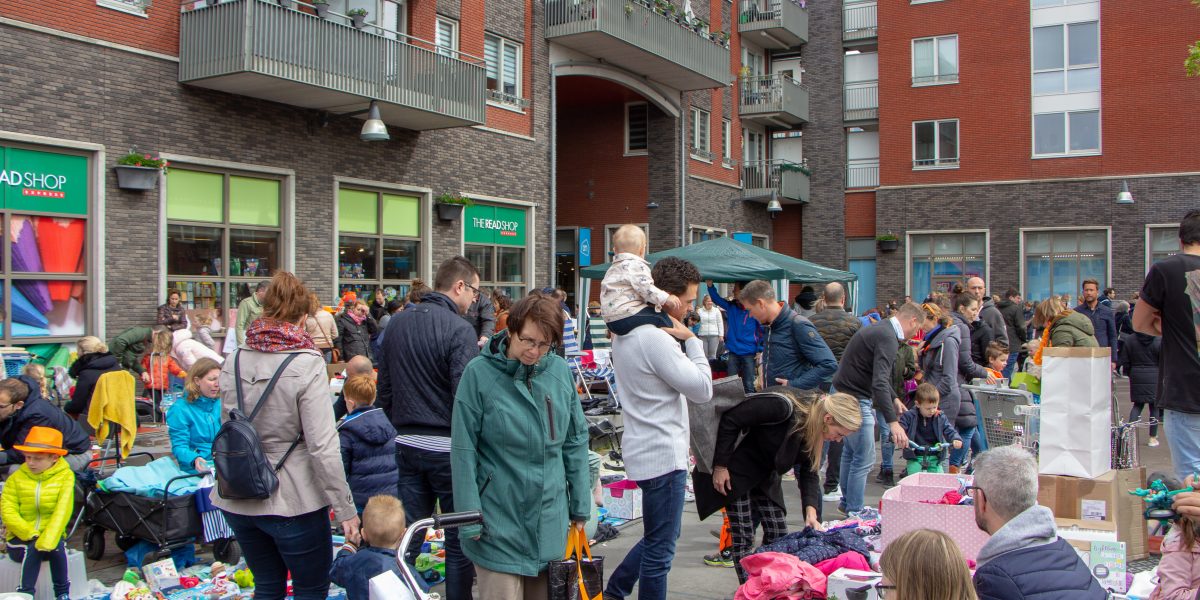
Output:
[234, 351, 304, 472]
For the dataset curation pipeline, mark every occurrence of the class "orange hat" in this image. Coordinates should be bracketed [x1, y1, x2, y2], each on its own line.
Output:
[13, 426, 68, 456]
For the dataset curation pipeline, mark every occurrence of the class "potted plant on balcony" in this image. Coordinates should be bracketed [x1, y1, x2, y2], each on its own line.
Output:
[347, 7, 368, 28]
[692, 17, 708, 34]
[311, 0, 329, 18]
[436, 193, 473, 221]
[278, 0, 295, 10]
[652, 0, 669, 16]
[113, 151, 168, 191]
[876, 233, 900, 252]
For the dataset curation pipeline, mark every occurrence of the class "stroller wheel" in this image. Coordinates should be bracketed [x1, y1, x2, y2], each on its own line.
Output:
[213, 538, 241, 564]
[116, 535, 139, 551]
[84, 527, 106, 560]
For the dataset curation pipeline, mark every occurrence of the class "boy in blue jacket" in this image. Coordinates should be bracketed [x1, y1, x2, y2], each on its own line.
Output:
[330, 495, 407, 600]
[338, 375, 399, 513]
[898, 383, 962, 475]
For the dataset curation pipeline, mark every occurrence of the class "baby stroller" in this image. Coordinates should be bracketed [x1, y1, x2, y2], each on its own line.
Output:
[71, 453, 240, 564]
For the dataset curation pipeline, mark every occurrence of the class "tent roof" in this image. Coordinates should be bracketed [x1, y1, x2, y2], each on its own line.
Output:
[579, 236, 858, 284]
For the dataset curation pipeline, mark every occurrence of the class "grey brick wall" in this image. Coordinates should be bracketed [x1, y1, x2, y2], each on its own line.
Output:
[647, 105, 683, 252]
[798, 0, 847, 269]
[874, 176, 1200, 304]
[1, 22, 550, 339]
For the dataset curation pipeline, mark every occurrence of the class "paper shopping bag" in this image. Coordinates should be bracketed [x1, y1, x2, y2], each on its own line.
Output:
[548, 529, 604, 600]
[1039, 347, 1111, 478]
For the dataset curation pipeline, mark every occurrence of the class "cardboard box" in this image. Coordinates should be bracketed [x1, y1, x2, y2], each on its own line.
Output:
[602, 480, 643, 520]
[826, 568, 882, 600]
[880, 482, 991, 561]
[1039, 467, 1147, 560]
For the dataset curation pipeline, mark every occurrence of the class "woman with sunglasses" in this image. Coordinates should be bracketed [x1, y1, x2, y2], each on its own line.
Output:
[694, 388, 863, 583]
[450, 292, 592, 600]
[875, 529, 977, 600]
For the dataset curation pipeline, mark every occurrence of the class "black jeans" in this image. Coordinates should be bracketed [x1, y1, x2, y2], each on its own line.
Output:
[222, 508, 332, 600]
[9, 538, 69, 596]
[396, 444, 474, 600]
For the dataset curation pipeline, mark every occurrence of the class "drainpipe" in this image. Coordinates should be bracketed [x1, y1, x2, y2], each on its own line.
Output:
[549, 63, 557, 288]
[680, 102, 688, 246]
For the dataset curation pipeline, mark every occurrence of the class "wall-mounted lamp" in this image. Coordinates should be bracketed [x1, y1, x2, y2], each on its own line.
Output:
[647, 201, 660, 209]
[766, 198, 783, 218]
[360, 100, 390, 142]
[1115, 180, 1134, 205]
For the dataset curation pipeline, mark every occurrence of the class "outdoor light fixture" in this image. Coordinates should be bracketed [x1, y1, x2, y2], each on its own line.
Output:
[766, 198, 783, 218]
[1115, 180, 1134, 205]
[360, 100, 390, 142]
[647, 201, 660, 209]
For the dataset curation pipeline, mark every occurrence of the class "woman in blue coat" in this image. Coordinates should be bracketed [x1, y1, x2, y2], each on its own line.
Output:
[167, 358, 222, 474]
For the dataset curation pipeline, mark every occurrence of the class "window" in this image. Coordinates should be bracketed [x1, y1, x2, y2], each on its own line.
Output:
[690, 227, 726, 244]
[722, 119, 733, 166]
[1032, 0, 1098, 9]
[908, 232, 986, 303]
[751, 234, 769, 248]
[97, 0, 148, 17]
[1032, 21, 1099, 95]
[912, 119, 959, 168]
[625, 103, 648, 155]
[1034, 110, 1099, 156]
[465, 204, 528, 301]
[436, 18, 458, 58]
[1023, 229, 1107, 301]
[690, 108, 711, 160]
[337, 187, 422, 300]
[328, 0, 406, 34]
[166, 168, 284, 324]
[912, 35, 958, 85]
[1148, 226, 1181, 266]
[744, 129, 765, 164]
[742, 49, 765, 77]
[484, 34, 523, 107]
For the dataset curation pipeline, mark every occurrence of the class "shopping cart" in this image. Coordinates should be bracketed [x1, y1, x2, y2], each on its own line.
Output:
[965, 382, 1039, 457]
[382, 511, 483, 600]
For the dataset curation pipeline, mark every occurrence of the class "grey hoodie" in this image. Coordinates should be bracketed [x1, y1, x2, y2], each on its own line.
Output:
[976, 505, 1057, 566]
[980, 297, 1010, 347]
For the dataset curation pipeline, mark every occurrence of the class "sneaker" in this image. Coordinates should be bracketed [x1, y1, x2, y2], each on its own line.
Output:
[1148, 437, 1160, 448]
[703, 550, 734, 568]
[781, 471, 796, 482]
[683, 490, 695, 503]
[822, 487, 841, 502]
[875, 469, 894, 487]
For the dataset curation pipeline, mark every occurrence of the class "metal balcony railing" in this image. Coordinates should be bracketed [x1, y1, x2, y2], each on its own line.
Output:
[843, 79, 879, 121]
[843, 2, 877, 42]
[912, 72, 959, 85]
[846, 160, 879, 188]
[737, 0, 808, 48]
[742, 158, 810, 202]
[739, 73, 810, 124]
[913, 157, 959, 169]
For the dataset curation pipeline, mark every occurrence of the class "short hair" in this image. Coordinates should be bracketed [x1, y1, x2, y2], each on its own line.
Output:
[914, 382, 939, 404]
[386, 300, 404, 314]
[1081, 278, 1099, 291]
[612, 224, 648, 255]
[738, 280, 776, 305]
[985, 342, 1009, 363]
[1181, 209, 1200, 246]
[167, 290, 181, 299]
[262, 272, 312, 324]
[343, 375, 377, 407]
[953, 293, 978, 312]
[650, 257, 701, 297]
[1103, 287, 1116, 296]
[433, 256, 480, 293]
[346, 355, 375, 377]
[823, 282, 845, 304]
[77, 336, 108, 354]
[506, 294, 565, 347]
[255, 281, 269, 293]
[972, 446, 1039, 521]
[362, 495, 407, 548]
[0, 379, 29, 405]
[895, 302, 924, 322]
[494, 293, 512, 312]
[194, 310, 214, 326]
[1005, 288, 1019, 300]
[185, 358, 222, 402]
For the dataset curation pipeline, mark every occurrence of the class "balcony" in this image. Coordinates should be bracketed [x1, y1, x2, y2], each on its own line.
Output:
[737, 0, 808, 50]
[545, 0, 731, 91]
[178, 0, 486, 131]
[742, 159, 810, 203]
[739, 74, 809, 127]
[843, 79, 878, 122]
[843, 1, 877, 43]
[846, 159, 879, 189]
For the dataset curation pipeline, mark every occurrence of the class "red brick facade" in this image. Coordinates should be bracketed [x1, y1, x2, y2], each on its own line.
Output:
[844, 190, 875, 238]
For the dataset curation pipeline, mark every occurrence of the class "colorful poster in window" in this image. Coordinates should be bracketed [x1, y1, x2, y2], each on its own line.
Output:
[0, 147, 88, 215]
[464, 204, 526, 247]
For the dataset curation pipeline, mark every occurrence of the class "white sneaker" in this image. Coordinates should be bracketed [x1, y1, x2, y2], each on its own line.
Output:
[822, 488, 841, 502]
[1148, 437, 1160, 447]
[684, 490, 695, 503]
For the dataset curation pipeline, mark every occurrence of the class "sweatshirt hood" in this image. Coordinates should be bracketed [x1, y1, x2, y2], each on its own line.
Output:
[997, 299, 1018, 310]
[982, 297, 997, 310]
[1053, 311, 1096, 337]
[80, 352, 119, 371]
[339, 408, 397, 445]
[977, 505, 1057, 566]
[923, 323, 961, 350]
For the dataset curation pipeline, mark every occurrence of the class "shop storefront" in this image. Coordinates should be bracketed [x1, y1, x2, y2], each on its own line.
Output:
[463, 202, 530, 301]
[336, 185, 425, 302]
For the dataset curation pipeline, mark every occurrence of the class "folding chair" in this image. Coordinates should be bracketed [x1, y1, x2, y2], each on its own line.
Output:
[90, 370, 139, 476]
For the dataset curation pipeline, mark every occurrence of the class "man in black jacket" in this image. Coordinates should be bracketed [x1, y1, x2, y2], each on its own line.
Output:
[376, 256, 481, 600]
[0, 376, 91, 472]
[996, 288, 1027, 378]
[808, 283, 861, 499]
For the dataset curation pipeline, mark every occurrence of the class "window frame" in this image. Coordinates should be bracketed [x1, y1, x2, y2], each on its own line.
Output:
[722, 119, 733, 167]
[484, 33, 525, 109]
[1031, 20, 1100, 97]
[911, 34, 959, 86]
[604, 223, 650, 260]
[904, 230, 989, 300]
[335, 185, 426, 301]
[1145, 224, 1182, 272]
[624, 102, 649, 156]
[911, 118, 960, 169]
[436, 17, 459, 58]
[1019, 227, 1111, 302]
[689, 226, 728, 244]
[690, 107, 712, 162]
[1032, 109, 1101, 157]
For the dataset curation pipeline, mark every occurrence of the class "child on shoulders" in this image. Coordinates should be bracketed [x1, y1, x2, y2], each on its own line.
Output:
[600, 224, 681, 336]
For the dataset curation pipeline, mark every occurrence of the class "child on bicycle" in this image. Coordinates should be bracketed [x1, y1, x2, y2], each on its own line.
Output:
[898, 383, 962, 475]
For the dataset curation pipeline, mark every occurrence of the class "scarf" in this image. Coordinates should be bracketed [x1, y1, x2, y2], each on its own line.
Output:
[245, 317, 316, 352]
[1032, 309, 1074, 365]
[348, 310, 366, 325]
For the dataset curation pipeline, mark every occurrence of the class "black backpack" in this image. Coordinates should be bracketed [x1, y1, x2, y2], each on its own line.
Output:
[212, 351, 302, 500]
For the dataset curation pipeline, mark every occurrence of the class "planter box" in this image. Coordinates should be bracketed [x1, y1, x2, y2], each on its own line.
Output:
[437, 202, 466, 221]
[114, 165, 160, 191]
[877, 239, 899, 252]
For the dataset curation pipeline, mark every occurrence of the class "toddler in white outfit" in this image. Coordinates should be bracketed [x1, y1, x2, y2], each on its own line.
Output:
[600, 225, 681, 335]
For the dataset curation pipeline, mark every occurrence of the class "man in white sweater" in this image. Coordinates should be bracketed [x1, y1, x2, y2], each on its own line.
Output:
[604, 257, 714, 600]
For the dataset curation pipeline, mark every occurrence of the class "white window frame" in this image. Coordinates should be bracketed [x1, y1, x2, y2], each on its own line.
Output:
[722, 119, 733, 167]
[1145, 223, 1182, 273]
[1017, 226, 1111, 301]
[689, 226, 728, 244]
[604, 223, 650, 259]
[911, 119, 960, 169]
[911, 35, 959, 85]
[97, 0, 148, 17]
[484, 34, 525, 109]
[436, 17, 459, 58]
[904, 229, 990, 299]
[751, 234, 769, 249]
[1031, 20, 1100, 97]
[690, 108, 712, 162]
[624, 102, 649, 156]
[1032, 109, 1100, 157]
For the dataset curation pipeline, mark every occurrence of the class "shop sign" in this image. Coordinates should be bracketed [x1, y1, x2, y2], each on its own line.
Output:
[578, 227, 591, 267]
[0, 146, 88, 215]
[464, 204, 527, 246]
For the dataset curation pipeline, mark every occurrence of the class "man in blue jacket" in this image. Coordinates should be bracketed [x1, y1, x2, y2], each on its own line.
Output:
[738, 280, 837, 391]
[1075, 278, 1118, 370]
[707, 281, 763, 394]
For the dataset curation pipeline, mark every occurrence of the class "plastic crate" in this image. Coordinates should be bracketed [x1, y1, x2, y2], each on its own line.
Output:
[0, 348, 32, 378]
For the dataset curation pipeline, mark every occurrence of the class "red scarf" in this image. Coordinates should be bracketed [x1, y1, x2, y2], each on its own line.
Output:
[245, 317, 316, 352]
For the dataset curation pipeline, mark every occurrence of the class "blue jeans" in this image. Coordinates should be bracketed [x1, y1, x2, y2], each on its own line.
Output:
[1001, 353, 1018, 380]
[605, 470, 687, 600]
[950, 426, 976, 467]
[838, 399, 876, 513]
[222, 508, 332, 600]
[396, 444, 473, 600]
[1164, 409, 1200, 481]
[727, 353, 757, 394]
[8, 539, 69, 596]
[876, 410, 894, 471]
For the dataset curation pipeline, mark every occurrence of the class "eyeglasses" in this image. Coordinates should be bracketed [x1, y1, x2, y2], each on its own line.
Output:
[846, 583, 896, 600]
[874, 582, 897, 598]
[463, 282, 481, 299]
[515, 334, 553, 353]
[964, 485, 984, 500]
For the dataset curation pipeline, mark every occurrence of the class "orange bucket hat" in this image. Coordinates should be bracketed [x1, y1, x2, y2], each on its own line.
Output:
[13, 426, 68, 456]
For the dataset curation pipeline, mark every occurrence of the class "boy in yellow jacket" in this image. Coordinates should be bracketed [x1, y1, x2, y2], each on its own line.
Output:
[1, 426, 75, 599]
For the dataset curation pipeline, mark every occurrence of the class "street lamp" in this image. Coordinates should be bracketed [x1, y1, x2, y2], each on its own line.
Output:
[360, 100, 390, 142]
[1115, 180, 1134, 205]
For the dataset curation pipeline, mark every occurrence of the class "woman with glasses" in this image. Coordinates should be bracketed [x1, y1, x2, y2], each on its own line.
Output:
[875, 529, 977, 600]
[450, 293, 592, 600]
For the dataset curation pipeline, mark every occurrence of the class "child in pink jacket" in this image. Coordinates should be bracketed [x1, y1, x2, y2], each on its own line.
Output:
[1151, 520, 1200, 600]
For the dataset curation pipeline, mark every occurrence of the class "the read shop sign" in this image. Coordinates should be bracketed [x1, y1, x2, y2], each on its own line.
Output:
[464, 203, 527, 246]
[0, 146, 88, 215]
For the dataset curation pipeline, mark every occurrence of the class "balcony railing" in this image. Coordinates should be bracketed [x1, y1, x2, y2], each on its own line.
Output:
[739, 73, 809, 126]
[742, 159, 810, 203]
[544, 0, 731, 90]
[912, 72, 959, 86]
[842, 1, 877, 42]
[846, 160, 879, 188]
[913, 157, 960, 169]
[178, 0, 486, 130]
[843, 79, 879, 121]
[737, 0, 808, 50]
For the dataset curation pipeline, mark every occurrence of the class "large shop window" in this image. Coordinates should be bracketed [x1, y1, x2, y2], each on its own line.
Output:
[0, 146, 90, 347]
[908, 232, 986, 302]
[166, 168, 283, 325]
[338, 188, 422, 300]
[1023, 229, 1108, 301]
[464, 204, 528, 302]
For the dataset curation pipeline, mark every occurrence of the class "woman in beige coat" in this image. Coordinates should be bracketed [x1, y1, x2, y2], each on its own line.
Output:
[214, 272, 359, 600]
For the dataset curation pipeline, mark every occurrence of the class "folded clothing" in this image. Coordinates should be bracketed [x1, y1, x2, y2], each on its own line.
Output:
[98, 456, 201, 498]
[753, 527, 871, 567]
[734, 552, 825, 600]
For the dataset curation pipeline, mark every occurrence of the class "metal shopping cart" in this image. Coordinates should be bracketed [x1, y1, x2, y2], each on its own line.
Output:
[965, 382, 1039, 457]
[373, 511, 483, 600]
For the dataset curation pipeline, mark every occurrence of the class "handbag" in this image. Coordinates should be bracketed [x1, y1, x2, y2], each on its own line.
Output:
[548, 528, 603, 600]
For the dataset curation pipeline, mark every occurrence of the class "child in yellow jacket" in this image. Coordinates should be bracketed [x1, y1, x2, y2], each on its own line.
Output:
[1, 426, 76, 599]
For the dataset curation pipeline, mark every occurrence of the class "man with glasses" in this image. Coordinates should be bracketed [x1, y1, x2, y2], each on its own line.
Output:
[376, 256, 481, 600]
[0, 377, 92, 474]
[970, 446, 1104, 600]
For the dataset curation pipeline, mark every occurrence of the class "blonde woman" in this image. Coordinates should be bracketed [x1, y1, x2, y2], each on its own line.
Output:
[1031, 297, 1098, 366]
[878, 529, 977, 600]
[168, 358, 222, 474]
[304, 293, 338, 363]
[65, 336, 122, 418]
[694, 389, 863, 582]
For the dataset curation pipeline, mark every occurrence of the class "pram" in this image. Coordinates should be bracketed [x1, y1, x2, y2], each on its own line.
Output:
[71, 453, 240, 564]
[378, 511, 482, 600]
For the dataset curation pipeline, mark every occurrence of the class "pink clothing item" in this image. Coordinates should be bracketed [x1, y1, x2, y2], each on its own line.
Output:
[734, 552, 826, 600]
[599, 253, 671, 323]
[1150, 528, 1200, 600]
[813, 552, 872, 576]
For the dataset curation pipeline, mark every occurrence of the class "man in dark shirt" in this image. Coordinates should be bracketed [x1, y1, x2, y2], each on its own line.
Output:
[1076, 279, 1119, 370]
[808, 282, 861, 499]
[830, 302, 923, 514]
[1135, 210, 1200, 481]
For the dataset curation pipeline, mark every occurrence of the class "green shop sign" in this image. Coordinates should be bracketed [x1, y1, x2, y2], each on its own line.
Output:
[464, 204, 527, 246]
[0, 146, 88, 215]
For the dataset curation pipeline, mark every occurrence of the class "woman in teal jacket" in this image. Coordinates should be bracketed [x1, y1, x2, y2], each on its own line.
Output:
[167, 358, 223, 474]
[452, 293, 591, 599]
